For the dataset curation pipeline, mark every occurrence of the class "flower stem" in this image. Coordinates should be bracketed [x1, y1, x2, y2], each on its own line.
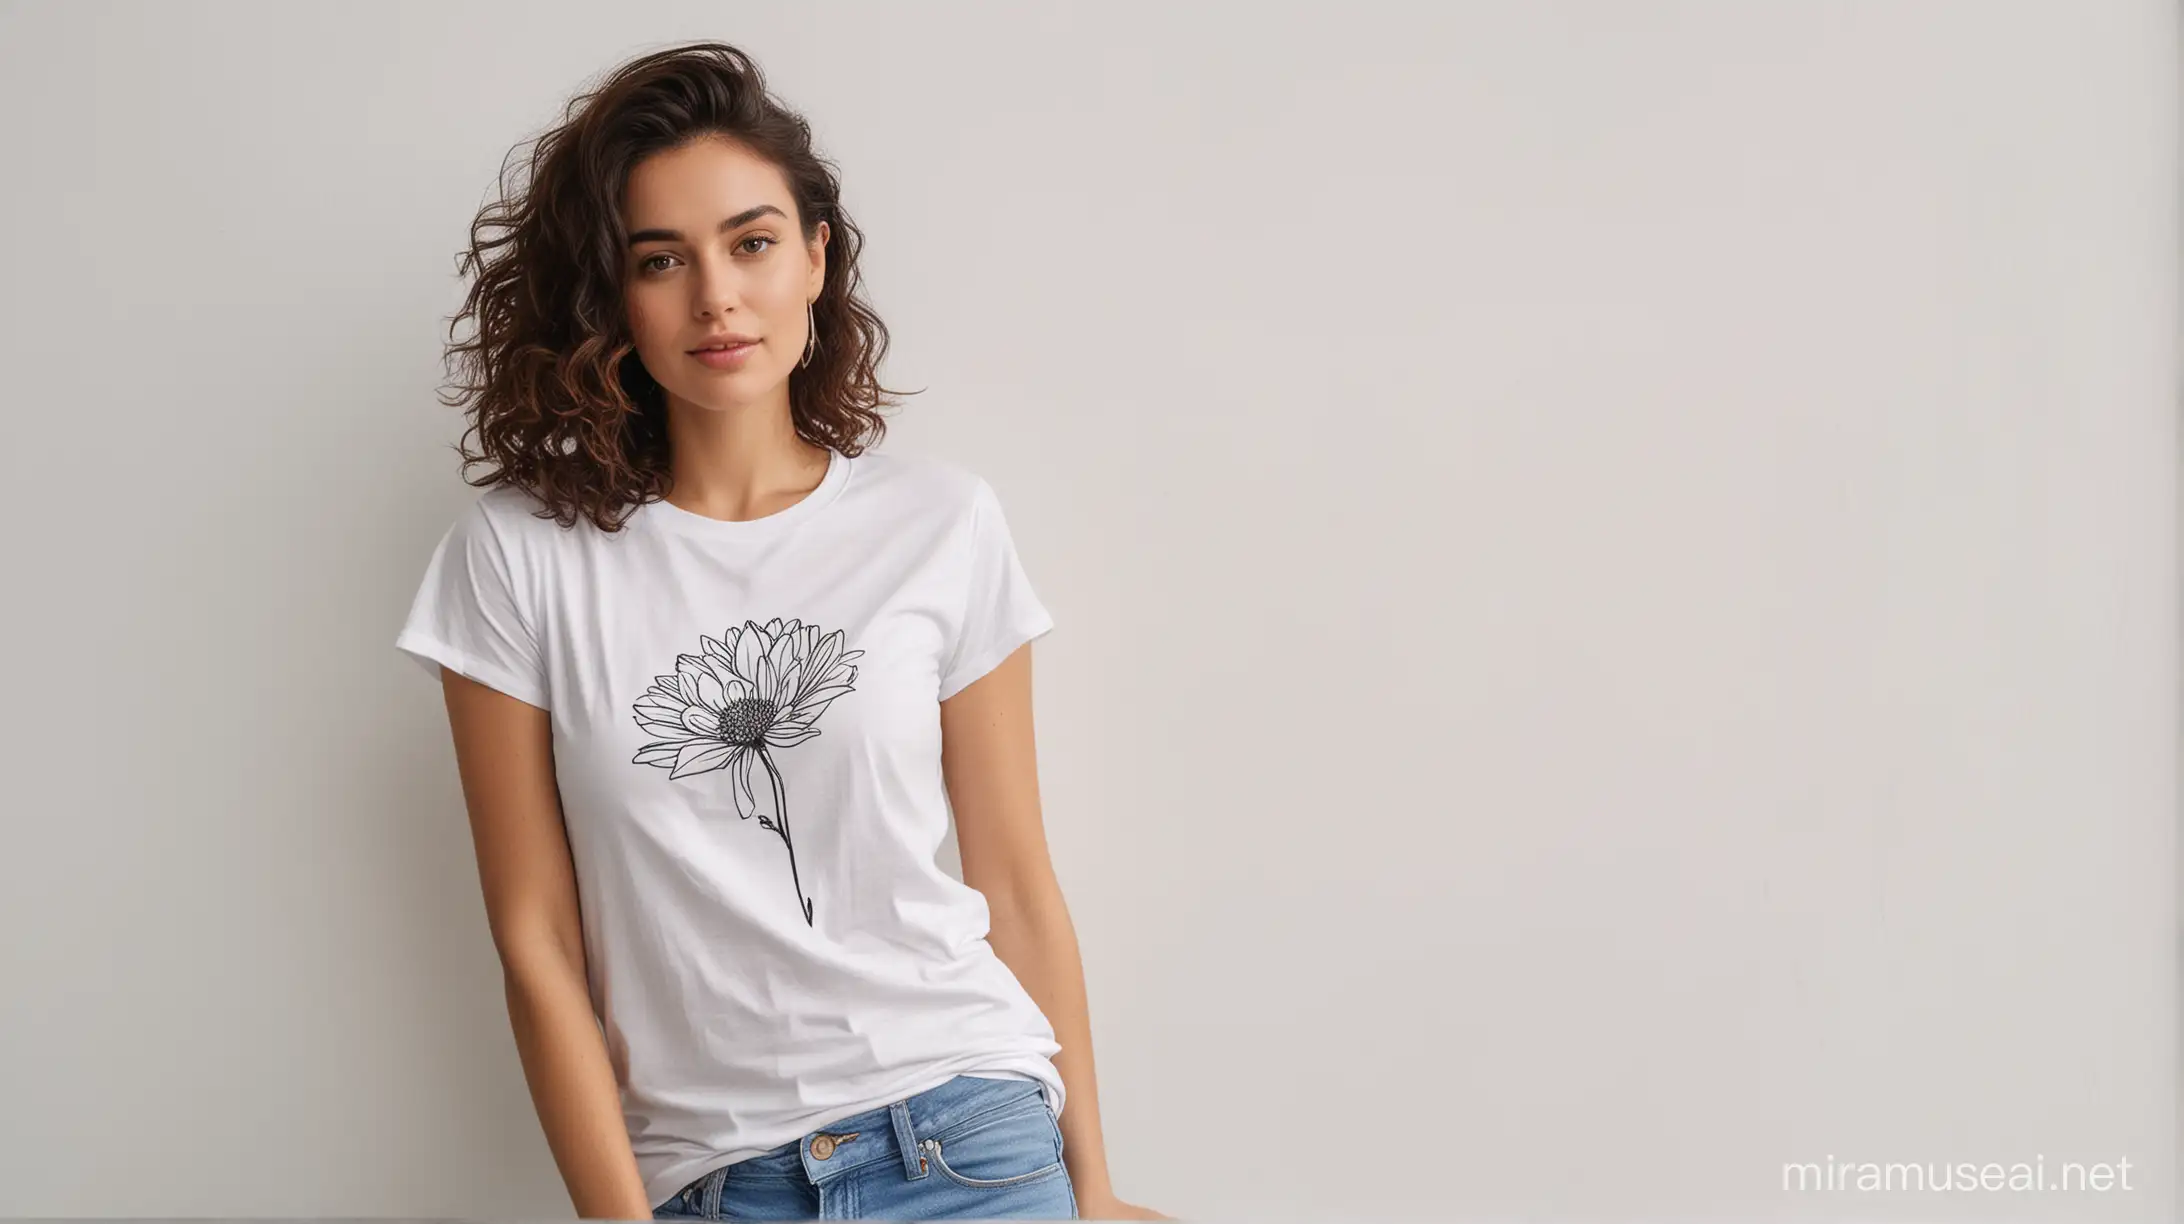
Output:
[757, 746, 814, 926]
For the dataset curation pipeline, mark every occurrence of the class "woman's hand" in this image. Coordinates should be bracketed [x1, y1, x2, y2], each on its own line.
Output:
[1076, 1189, 1171, 1219]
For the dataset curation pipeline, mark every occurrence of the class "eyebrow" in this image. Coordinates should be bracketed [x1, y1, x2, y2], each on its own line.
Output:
[626, 204, 788, 247]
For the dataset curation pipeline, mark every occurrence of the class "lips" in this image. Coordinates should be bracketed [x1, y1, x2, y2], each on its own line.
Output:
[690, 340, 760, 371]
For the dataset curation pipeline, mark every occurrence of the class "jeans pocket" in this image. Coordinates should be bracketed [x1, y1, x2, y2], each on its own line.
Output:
[921, 1101, 1066, 1189]
[653, 1176, 712, 1220]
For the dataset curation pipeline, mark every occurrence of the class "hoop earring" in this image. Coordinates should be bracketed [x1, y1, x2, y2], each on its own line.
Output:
[799, 300, 818, 369]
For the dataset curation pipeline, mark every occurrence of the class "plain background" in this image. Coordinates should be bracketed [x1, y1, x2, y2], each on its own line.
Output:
[0, 1, 2174, 1220]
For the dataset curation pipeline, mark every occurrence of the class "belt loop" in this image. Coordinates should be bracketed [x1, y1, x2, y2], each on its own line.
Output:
[890, 1098, 925, 1179]
[702, 1165, 726, 1218]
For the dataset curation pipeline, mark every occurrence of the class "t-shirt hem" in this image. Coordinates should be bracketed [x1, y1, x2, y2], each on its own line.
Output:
[936, 613, 1055, 702]
[638, 1050, 1064, 1211]
[959, 1065, 1066, 1119]
[396, 627, 550, 711]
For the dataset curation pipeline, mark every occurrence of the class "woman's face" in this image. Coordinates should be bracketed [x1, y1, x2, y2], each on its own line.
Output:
[621, 135, 828, 411]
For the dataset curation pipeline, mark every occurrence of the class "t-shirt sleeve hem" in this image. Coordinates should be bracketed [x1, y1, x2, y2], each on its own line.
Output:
[396, 627, 551, 712]
[936, 611, 1055, 703]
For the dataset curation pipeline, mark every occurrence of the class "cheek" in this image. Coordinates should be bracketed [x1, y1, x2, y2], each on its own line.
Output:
[627, 290, 675, 352]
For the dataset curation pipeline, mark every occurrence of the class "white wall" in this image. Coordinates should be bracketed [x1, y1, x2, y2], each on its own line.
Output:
[0, 1, 2173, 1220]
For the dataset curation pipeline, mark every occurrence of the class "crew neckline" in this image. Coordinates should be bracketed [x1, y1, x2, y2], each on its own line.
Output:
[640, 446, 852, 540]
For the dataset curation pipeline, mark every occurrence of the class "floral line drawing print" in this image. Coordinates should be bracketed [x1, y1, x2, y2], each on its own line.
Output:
[630, 616, 862, 926]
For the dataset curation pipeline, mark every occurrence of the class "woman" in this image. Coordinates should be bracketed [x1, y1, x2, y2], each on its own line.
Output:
[396, 41, 1163, 1222]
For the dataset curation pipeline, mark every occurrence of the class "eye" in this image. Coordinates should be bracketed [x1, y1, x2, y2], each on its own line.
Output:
[638, 253, 677, 275]
[739, 236, 776, 255]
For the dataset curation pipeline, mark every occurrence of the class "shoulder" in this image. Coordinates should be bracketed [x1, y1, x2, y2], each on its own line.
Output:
[845, 448, 994, 522]
[443, 482, 580, 561]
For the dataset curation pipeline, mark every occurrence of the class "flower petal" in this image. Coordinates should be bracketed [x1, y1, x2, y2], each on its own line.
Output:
[789, 683, 852, 711]
[681, 705, 721, 736]
[767, 627, 798, 674]
[805, 636, 839, 683]
[675, 653, 710, 695]
[786, 681, 851, 721]
[733, 747, 762, 819]
[634, 693, 691, 720]
[765, 724, 821, 748]
[669, 739, 736, 779]
[734, 621, 767, 682]
[633, 740, 685, 766]
[695, 667, 726, 713]
[754, 651, 779, 705]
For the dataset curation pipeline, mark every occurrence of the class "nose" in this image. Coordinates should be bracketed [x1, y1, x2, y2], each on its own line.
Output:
[691, 254, 741, 319]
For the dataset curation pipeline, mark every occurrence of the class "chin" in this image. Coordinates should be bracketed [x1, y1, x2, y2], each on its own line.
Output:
[669, 378, 783, 410]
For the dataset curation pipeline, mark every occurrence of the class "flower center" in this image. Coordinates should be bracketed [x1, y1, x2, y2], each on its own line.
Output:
[717, 696, 777, 746]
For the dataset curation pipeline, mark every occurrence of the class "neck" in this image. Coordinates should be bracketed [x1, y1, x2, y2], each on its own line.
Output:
[660, 394, 829, 523]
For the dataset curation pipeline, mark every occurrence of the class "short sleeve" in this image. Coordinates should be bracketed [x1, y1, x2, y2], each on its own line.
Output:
[937, 477, 1055, 701]
[395, 496, 551, 711]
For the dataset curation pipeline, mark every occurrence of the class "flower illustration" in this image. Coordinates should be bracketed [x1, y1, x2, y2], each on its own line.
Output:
[630, 616, 862, 926]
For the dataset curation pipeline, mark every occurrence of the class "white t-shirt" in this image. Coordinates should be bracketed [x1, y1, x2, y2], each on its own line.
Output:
[394, 445, 1064, 1210]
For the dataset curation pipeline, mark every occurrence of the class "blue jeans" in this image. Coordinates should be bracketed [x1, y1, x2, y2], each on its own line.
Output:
[652, 1074, 1077, 1220]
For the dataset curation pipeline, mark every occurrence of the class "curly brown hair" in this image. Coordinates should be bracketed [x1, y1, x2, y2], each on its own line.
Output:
[440, 41, 911, 533]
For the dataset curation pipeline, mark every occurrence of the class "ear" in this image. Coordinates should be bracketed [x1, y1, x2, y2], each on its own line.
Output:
[807, 221, 829, 297]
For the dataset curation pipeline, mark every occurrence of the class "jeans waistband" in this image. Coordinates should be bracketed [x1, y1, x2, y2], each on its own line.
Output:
[688, 1073, 1049, 1206]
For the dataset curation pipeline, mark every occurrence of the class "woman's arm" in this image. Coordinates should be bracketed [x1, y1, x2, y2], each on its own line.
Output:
[439, 669, 655, 1221]
[940, 646, 1166, 1220]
